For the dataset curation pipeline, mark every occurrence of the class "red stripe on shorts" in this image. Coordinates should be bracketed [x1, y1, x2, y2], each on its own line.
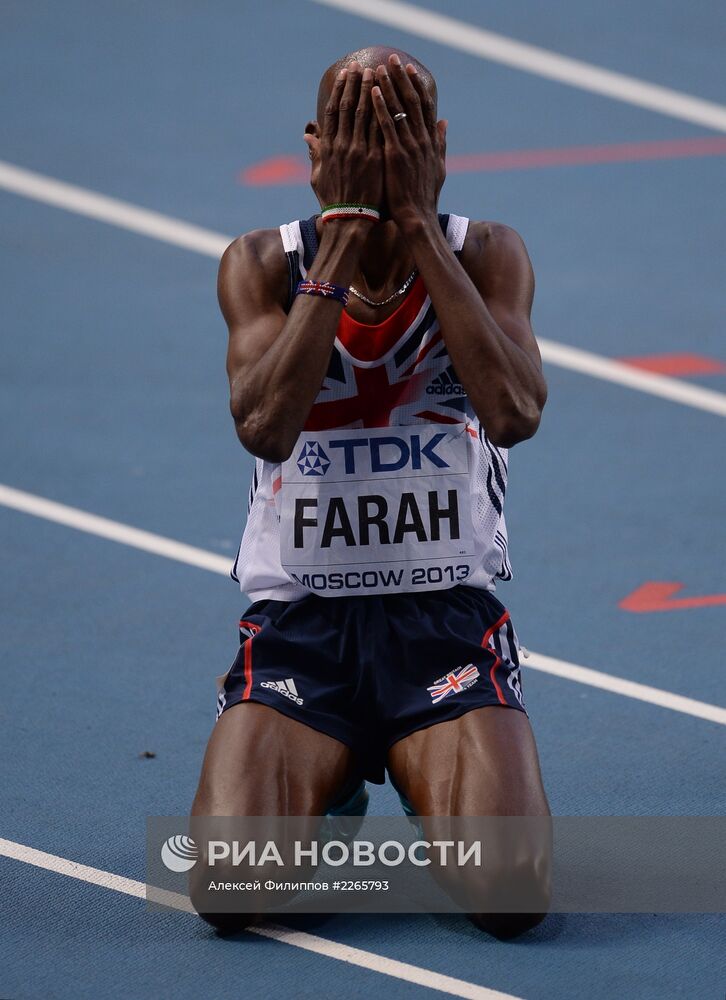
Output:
[238, 620, 261, 701]
[481, 610, 510, 706]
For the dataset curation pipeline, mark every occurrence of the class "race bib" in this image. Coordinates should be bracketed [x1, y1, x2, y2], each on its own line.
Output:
[278, 423, 477, 596]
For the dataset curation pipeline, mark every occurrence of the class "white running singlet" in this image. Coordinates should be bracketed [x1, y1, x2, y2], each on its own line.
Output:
[231, 213, 513, 601]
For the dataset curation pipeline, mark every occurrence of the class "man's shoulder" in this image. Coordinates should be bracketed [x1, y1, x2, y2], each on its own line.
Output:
[217, 226, 292, 314]
[461, 219, 528, 259]
[458, 219, 533, 285]
[220, 226, 287, 276]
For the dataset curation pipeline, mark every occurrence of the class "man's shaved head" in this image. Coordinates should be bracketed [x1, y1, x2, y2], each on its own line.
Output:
[316, 45, 437, 123]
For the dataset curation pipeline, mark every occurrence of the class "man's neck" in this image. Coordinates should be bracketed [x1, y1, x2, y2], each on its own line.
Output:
[315, 216, 424, 297]
[355, 220, 417, 295]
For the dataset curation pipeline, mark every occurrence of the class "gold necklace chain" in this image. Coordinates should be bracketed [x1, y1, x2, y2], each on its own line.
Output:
[348, 268, 418, 307]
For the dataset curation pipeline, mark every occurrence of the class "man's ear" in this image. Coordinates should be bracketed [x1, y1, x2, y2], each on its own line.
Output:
[304, 120, 321, 160]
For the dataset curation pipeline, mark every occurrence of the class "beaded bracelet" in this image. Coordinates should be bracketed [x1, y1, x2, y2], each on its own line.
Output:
[296, 279, 350, 307]
[321, 203, 380, 223]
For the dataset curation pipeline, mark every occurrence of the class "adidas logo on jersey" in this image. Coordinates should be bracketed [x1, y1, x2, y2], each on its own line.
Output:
[260, 677, 304, 706]
[426, 370, 464, 395]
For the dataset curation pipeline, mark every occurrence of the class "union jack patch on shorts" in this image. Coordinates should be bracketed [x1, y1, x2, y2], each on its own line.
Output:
[427, 664, 481, 704]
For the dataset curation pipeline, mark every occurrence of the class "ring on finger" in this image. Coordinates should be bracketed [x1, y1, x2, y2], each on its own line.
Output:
[393, 112, 407, 122]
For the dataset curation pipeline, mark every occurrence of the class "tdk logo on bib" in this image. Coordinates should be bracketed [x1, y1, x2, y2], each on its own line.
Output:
[328, 432, 449, 475]
[297, 441, 330, 476]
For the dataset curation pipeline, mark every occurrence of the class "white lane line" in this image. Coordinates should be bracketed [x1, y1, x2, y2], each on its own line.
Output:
[310, 0, 726, 133]
[0, 159, 229, 259]
[538, 339, 726, 417]
[524, 651, 726, 726]
[2, 160, 724, 419]
[249, 924, 518, 999]
[0, 838, 147, 900]
[0, 483, 231, 576]
[0, 838, 519, 1000]
[1, 482, 724, 727]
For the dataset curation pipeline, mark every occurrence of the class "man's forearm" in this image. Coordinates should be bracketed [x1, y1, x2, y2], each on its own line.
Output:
[402, 213, 546, 447]
[233, 224, 368, 462]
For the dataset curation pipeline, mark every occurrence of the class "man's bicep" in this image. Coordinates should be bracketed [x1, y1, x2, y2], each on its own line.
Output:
[467, 223, 542, 371]
[218, 235, 288, 378]
[225, 315, 286, 385]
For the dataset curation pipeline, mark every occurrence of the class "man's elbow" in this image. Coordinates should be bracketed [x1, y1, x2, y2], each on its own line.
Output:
[230, 403, 293, 463]
[487, 419, 537, 449]
[234, 424, 293, 464]
[487, 392, 546, 449]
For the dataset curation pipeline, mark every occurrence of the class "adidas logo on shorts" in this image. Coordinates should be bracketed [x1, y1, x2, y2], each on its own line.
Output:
[426, 369, 464, 395]
[260, 677, 304, 706]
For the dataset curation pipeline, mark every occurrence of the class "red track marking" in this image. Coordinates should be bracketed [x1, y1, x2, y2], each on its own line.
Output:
[242, 155, 309, 185]
[445, 136, 726, 172]
[620, 582, 726, 613]
[617, 352, 726, 376]
[239, 136, 726, 186]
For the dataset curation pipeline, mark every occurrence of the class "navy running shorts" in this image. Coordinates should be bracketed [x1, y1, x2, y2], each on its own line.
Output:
[216, 584, 527, 783]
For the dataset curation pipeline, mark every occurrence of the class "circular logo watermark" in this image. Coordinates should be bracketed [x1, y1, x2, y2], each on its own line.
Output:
[161, 835, 198, 872]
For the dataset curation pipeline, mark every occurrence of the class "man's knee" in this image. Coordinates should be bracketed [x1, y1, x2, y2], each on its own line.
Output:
[464, 856, 551, 939]
[189, 861, 260, 934]
[189, 855, 304, 932]
[468, 909, 547, 940]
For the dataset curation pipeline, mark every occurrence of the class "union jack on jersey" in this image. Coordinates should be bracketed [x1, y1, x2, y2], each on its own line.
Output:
[427, 664, 481, 704]
[304, 282, 471, 431]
